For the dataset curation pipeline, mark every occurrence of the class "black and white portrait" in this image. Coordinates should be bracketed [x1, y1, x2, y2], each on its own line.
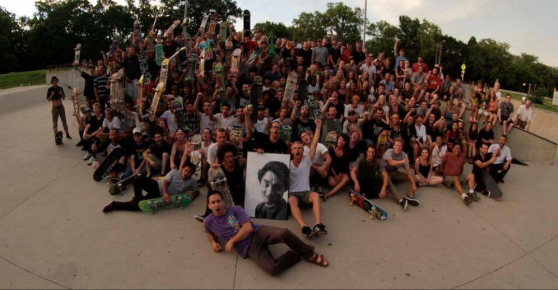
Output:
[245, 152, 290, 220]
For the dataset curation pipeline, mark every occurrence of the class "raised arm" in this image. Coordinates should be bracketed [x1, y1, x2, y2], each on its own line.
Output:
[309, 118, 322, 160]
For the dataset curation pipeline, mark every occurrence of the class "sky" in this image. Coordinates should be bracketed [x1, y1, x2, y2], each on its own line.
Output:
[3, 0, 558, 67]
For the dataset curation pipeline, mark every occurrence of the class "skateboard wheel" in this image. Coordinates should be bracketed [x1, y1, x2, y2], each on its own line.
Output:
[349, 201, 354, 206]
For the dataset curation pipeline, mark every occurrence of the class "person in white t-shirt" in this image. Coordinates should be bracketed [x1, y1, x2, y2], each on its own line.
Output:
[214, 102, 233, 131]
[200, 98, 216, 132]
[289, 119, 328, 238]
[100, 108, 122, 138]
[487, 135, 512, 183]
[207, 128, 229, 166]
[159, 99, 178, 138]
[513, 100, 533, 132]
[301, 129, 332, 195]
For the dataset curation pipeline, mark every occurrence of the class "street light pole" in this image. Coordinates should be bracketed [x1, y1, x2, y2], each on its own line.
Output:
[363, 0, 367, 49]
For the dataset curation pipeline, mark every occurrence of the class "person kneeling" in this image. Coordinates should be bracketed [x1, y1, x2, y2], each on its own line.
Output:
[103, 163, 199, 212]
[204, 190, 329, 276]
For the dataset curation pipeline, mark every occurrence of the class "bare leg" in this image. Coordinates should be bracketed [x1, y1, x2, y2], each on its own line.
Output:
[288, 196, 306, 228]
[161, 152, 169, 175]
[326, 174, 349, 198]
[309, 192, 322, 225]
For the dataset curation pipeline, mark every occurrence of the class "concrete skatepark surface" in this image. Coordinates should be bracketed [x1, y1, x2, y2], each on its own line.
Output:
[1, 85, 558, 289]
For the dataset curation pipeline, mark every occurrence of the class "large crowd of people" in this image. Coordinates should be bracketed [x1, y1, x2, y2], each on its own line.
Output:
[46, 19, 532, 276]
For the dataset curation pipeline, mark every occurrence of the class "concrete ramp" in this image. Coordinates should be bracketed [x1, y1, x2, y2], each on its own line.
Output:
[493, 125, 557, 165]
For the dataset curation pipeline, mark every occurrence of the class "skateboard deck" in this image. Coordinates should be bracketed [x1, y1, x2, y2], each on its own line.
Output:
[55, 131, 63, 145]
[109, 69, 125, 111]
[219, 20, 227, 42]
[284, 72, 298, 104]
[230, 48, 242, 82]
[70, 87, 81, 116]
[199, 15, 209, 32]
[150, 58, 170, 122]
[249, 76, 263, 123]
[325, 131, 337, 148]
[512, 157, 528, 166]
[155, 43, 164, 66]
[306, 93, 321, 120]
[138, 192, 194, 214]
[230, 125, 243, 157]
[349, 190, 388, 220]
[189, 134, 202, 180]
[173, 99, 185, 129]
[481, 170, 503, 199]
[279, 124, 292, 143]
[207, 12, 219, 36]
[73, 44, 81, 70]
[138, 50, 151, 83]
[215, 62, 225, 96]
[109, 172, 140, 195]
[243, 10, 251, 38]
[93, 148, 124, 182]
[208, 167, 235, 207]
[136, 76, 145, 116]
[198, 49, 205, 77]
[185, 52, 198, 81]
[297, 79, 308, 105]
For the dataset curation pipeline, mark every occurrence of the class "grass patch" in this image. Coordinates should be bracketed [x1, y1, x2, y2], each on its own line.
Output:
[0, 70, 47, 90]
[505, 91, 558, 113]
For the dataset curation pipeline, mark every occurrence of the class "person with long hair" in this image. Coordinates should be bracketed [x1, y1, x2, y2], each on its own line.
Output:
[414, 147, 443, 187]
[323, 134, 351, 201]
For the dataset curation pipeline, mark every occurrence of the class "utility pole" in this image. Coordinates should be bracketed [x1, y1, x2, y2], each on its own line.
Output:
[362, 0, 367, 49]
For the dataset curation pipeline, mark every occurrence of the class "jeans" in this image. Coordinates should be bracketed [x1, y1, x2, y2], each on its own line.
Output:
[111, 176, 161, 211]
[51, 106, 69, 135]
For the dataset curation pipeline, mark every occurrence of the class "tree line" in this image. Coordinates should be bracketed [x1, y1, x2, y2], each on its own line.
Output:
[0, 1, 556, 98]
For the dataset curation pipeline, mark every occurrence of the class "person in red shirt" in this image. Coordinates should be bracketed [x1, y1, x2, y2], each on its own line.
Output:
[411, 56, 429, 73]
[341, 43, 353, 63]
[436, 144, 479, 205]
[244, 36, 258, 55]
[425, 67, 441, 104]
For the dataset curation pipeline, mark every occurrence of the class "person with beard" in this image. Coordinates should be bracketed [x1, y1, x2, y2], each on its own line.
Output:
[290, 101, 316, 142]
[248, 114, 289, 154]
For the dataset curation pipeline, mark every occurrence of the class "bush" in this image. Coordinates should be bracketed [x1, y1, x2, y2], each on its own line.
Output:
[530, 87, 548, 104]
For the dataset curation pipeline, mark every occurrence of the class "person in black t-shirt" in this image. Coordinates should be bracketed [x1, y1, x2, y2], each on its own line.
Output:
[249, 118, 288, 154]
[78, 65, 96, 107]
[123, 128, 149, 177]
[290, 101, 316, 143]
[82, 103, 105, 164]
[143, 131, 172, 176]
[476, 122, 494, 149]
[472, 143, 497, 196]
[122, 47, 142, 100]
[362, 107, 389, 146]
[328, 42, 341, 70]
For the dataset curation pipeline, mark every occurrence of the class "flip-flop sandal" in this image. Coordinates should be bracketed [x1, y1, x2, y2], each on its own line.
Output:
[306, 254, 329, 267]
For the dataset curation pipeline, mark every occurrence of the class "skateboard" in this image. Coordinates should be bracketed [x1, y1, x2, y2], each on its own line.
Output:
[230, 125, 243, 157]
[207, 12, 219, 36]
[138, 50, 151, 83]
[349, 190, 388, 220]
[108, 38, 118, 57]
[297, 79, 308, 106]
[215, 62, 225, 96]
[199, 14, 209, 32]
[109, 69, 126, 112]
[73, 44, 81, 70]
[185, 52, 198, 81]
[230, 48, 242, 82]
[208, 167, 235, 208]
[243, 10, 251, 38]
[138, 192, 194, 214]
[306, 93, 321, 120]
[198, 49, 205, 77]
[512, 157, 528, 166]
[279, 124, 292, 143]
[173, 99, 185, 129]
[70, 87, 82, 116]
[249, 76, 262, 123]
[133, 18, 141, 40]
[136, 76, 145, 116]
[155, 34, 164, 66]
[109, 172, 140, 195]
[189, 134, 202, 180]
[481, 170, 503, 199]
[219, 20, 227, 43]
[325, 131, 337, 148]
[150, 57, 170, 122]
[225, 37, 233, 67]
[147, 17, 157, 54]
[93, 148, 124, 182]
[55, 131, 63, 145]
[284, 71, 298, 104]
[240, 47, 261, 74]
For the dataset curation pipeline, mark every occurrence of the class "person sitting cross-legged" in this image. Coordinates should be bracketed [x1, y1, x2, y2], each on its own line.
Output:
[204, 190, 329, 276]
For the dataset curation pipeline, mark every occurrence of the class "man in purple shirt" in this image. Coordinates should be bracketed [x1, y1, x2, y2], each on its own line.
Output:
[204, 190, 329, 276]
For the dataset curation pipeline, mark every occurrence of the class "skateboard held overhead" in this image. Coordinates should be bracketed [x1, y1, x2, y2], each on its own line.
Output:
[208, 167, 235, 208]
[349, 190, 388, 220]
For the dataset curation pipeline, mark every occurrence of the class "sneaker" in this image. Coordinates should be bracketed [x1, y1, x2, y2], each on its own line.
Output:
[87, 156, 96, 165]
[302, 226, 314, 238]
[75, 141, 83, 147]
[481, 189, 492, 197]
[463, 195, 473, 206]
[83, 153, 92, 160]
[469, 192, 481, 202]
[197, 179, 206, 187]
[405, 196, 420, 207]
[102, 201, 114, 213]
[194, 215, 205, 223]
[399, 198, 408, 211]
[313, 224, 328, 236]
[316, 186, 324, 196]
[66, 134, 72, 139]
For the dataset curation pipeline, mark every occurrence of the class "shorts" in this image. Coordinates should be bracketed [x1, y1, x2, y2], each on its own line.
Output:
[443, 174, 468, 188]
[478, 109, 490, 117]
[426, 88, 436, 94]
[151, 155, 162, 167]
[499, 115, 512, 124]
[289, 191, 312, 206]
[515, 119, 527, 129]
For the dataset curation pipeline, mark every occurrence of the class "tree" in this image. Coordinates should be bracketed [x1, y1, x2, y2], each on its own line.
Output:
[253, 21, 291, 39]
[0, 6, 26, 72]
[365, 20, 399, 56]
[290, 11, 326, 42]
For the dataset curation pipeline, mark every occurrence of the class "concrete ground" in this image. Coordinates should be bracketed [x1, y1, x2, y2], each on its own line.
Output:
[1, 85, 558, 289]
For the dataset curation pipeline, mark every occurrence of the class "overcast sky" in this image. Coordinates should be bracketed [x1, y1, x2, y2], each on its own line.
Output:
[4, 0, 557, 67]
